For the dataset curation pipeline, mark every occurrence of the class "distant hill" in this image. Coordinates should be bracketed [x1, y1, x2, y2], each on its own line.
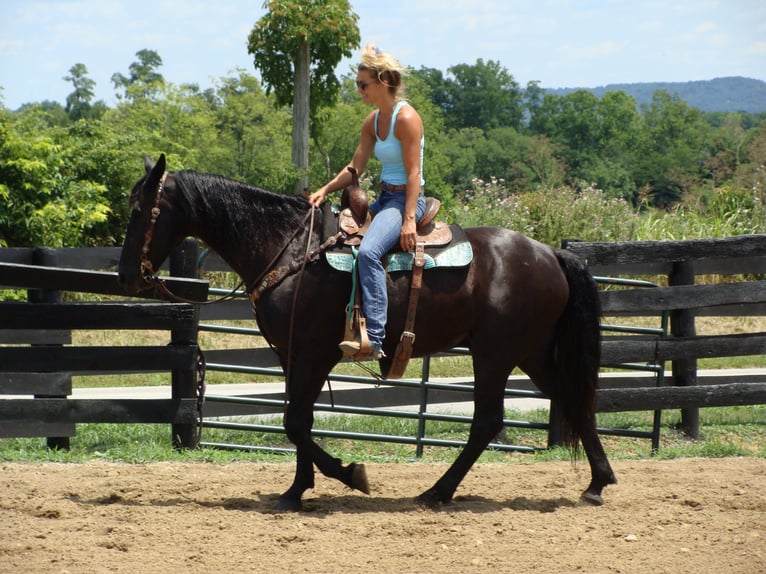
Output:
[545, 76, 766, 114]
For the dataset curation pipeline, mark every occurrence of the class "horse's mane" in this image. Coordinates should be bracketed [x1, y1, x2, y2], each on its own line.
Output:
[173, 170, 310, 245]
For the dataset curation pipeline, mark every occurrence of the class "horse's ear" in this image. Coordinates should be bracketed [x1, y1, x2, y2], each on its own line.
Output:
[142, 154, 166, 200]
[143, 153, 166, 175]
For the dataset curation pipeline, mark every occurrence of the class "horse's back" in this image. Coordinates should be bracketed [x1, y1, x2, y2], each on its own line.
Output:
[464, 226, 568, 295]
[395, 226, 568, 357]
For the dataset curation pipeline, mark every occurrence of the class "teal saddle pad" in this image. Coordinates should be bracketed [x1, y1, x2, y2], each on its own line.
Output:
[324, 224, 473, 273]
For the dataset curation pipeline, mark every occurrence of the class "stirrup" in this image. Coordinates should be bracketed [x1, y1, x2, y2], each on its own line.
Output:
[339, 339, 384, 361]
[339, 338, 363, 357]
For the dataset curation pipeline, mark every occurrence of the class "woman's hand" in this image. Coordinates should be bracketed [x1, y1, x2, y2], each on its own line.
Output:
[400, 217, 417, 251]
[308, 188, 327, 208]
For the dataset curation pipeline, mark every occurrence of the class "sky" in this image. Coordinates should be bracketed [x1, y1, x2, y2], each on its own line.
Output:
[1, 0, 765, 110]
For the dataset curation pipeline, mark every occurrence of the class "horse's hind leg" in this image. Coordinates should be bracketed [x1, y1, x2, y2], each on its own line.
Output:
[524, 359, 617, 505]
[417, 362, 509, 506]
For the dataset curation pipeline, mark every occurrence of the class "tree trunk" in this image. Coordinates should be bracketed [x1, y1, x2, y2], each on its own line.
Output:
[292, 39, 310, 196]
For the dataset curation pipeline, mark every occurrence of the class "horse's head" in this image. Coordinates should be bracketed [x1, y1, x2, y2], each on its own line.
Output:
[118, 154, 188, 293]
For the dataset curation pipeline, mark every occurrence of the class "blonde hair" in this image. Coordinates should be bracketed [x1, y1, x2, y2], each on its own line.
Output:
[358, 44, 408, 97]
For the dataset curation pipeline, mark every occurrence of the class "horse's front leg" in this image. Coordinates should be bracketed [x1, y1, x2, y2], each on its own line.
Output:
[276, 387, 370, 511]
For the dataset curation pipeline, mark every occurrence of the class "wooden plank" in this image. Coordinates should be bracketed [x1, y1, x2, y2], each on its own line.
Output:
[0, 420, 75, 439]
[600, 281, 766, 313]
[0, 248, 34, 265]
[51, 247, 123, 270]
[0, 372, 72, 395]
[0, 302, 196, 331]
[601, 333, 766, 364]
[0, 345, 199, 373]
[590, 262, 672, 276]
[0, 398, 198, 423]
[0, 262, 209, 301]
[566, 235, 766, 266]
[656, 332, 766, 361]
[588, 258, 766, 277]
[0, 329, 71, 344]
[695, 302, 766, 317]
[596, 382, 766, 412]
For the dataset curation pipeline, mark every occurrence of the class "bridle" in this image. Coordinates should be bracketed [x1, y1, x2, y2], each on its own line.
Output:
[137, 171, 245, 305]
[138, 171, 167, 283]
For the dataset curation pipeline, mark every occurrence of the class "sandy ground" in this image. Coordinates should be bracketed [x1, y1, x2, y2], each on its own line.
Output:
[1, 458, 764, 574]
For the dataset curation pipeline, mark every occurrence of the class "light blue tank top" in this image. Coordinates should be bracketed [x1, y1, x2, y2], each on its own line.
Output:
[374, 101, 425, 187]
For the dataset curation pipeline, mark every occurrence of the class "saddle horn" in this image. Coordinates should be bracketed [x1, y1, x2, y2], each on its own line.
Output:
[340, 166, 368, 226]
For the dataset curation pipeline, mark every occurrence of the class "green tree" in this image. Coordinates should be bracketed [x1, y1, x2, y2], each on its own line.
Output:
[111, 49, 165, 101]
[635, 90, 711, 206]
[443, 59, 523, 131]
[63, 63, 96, 121]
[705, 113, 750, 185]
[211, 70, 295, 191]
[734, 119, 766, 194]
[0, 110, 110, 247]
[473, 127, 536, 193]
[412, 66, 453, 117]
[527, 90, 640, 199]
[247, 0, 360, 195]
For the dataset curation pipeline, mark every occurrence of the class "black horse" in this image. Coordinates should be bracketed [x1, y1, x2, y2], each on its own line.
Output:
[118, 154, 616, 510]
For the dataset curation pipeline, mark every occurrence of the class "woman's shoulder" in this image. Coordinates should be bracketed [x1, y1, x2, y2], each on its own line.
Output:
[396, 101, 421, 120]
[394, 102, 423, 133]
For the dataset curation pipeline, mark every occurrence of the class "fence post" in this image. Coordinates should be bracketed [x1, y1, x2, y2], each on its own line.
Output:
[169, 239, 201, 449]
[669, 260, 699, 439]
[29, 247, 72, 450]
[415, 356, 431, 458]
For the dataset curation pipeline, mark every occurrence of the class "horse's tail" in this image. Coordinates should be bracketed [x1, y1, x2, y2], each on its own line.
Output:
[551, 249, 602, 451]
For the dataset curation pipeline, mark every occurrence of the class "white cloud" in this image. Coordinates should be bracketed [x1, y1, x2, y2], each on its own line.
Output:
[746, 41, 766, 55]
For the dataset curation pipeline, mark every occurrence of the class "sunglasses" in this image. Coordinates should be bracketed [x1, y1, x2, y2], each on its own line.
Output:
[356, 80, 376, 91]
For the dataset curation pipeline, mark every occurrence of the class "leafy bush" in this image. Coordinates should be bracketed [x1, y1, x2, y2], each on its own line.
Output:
[455, 178, 639, 246]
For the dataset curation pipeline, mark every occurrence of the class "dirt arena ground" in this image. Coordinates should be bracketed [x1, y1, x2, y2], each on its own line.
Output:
[1, 457, 764, 574]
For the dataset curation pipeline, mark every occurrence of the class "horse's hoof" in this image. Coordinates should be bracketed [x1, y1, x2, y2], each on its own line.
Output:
[274, 496, 303, 512]
[578, 491, 605, 506]
[416, 489, 448, 509]
[350, 463, 370, 494]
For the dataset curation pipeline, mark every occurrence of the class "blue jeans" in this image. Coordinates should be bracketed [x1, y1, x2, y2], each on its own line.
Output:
[358, 191, 427, 349]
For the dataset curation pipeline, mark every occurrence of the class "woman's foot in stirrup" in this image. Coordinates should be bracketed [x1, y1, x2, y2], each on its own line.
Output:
[339, 338, 385, 360]
[339, 338, 361, 357]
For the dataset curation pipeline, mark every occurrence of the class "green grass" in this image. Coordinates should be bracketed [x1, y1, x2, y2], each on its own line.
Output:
[2, 405, 763, 464]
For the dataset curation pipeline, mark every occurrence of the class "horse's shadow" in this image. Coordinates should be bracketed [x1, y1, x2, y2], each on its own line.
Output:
[71, 491, 577, 515]
[199, 493, 577, 515]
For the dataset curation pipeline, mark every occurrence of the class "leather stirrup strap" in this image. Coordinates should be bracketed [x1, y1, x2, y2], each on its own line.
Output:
[341, 249, 371, 359]
[388, 242, 425, 379]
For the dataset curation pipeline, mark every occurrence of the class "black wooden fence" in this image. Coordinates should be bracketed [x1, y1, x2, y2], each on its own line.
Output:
[2, 235, 766, 453]
[0, 245, 207, 448]
[565, 235, 766, 441]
